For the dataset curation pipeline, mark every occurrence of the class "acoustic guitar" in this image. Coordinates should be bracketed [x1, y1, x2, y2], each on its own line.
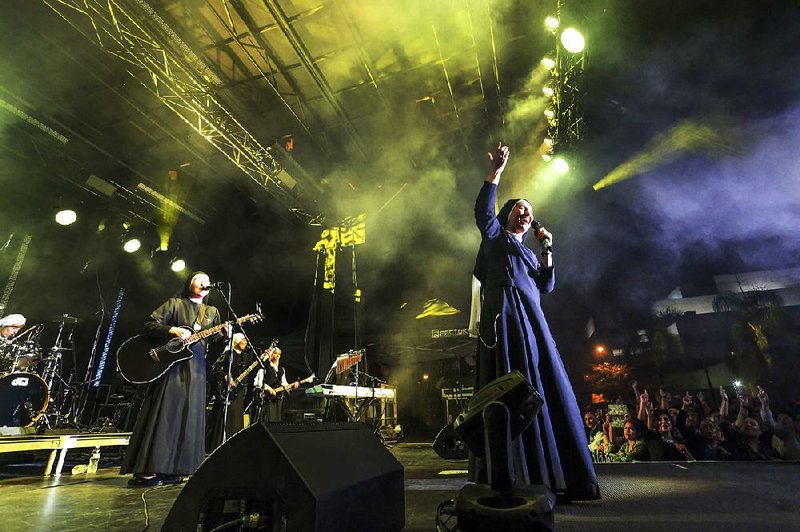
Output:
[116, 313, 262, 384]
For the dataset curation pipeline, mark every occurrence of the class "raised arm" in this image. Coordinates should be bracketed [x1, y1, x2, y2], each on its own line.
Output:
[757, 385, 785, 436]
[734, 390, 750, 430]
[475, 143, 509, 239]
[659, 386, 671, 411]
[485, 142, 509, 185]
[719, 386, 729, 418]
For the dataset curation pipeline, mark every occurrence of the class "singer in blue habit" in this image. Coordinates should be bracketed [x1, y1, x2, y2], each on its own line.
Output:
[472, 142, 600, 501]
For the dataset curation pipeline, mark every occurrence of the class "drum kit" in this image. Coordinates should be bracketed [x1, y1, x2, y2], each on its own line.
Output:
[0, 314, 80, 429]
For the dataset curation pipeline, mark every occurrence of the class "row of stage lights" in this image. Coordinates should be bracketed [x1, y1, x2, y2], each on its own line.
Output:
[54, 209, 187, 272]
[539, 10, 587, 175]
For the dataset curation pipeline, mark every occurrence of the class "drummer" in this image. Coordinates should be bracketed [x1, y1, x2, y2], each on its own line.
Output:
[0, 314, 26, 341]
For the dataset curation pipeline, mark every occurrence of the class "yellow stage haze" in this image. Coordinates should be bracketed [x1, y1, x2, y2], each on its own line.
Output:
[593, 120, 737, 190]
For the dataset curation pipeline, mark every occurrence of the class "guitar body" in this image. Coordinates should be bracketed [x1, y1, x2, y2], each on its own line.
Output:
[116, 314, 262, 385]
[116, 334, 193, 384]
[214, 376, 242, 405]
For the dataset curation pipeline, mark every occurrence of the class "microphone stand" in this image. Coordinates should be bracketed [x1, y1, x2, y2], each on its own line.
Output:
[212, 284, 266, 444]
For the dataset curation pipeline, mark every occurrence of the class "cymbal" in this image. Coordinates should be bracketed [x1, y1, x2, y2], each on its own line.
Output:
[49, 314, 80, 324]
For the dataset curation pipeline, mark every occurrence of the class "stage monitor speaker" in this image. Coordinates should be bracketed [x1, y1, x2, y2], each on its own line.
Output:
[163, 422, 405, 532]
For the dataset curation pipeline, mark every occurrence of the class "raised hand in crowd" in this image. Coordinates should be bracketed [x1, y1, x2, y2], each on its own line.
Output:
[697, 391, 706, 406]
[682, 391, 694, 410]
[631, 380, 641, 403]
[719, 385, 729, 418]
[756, 385, 769, 411]
[659, 386, 671, 410]
[734, 388, 751, 429]
[696, 391, 712, 416]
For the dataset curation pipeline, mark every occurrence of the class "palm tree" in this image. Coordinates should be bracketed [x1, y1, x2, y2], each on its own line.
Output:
[712, 285, 786, 382]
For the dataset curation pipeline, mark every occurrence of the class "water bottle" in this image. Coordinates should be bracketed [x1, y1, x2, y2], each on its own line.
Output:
[87, 448, 100, 474]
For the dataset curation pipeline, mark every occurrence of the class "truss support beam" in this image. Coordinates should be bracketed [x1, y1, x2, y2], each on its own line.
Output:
[42, 0, 324, 224]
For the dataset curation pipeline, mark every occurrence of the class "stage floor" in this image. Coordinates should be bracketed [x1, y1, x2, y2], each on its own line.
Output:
[0, 444, 798, 531]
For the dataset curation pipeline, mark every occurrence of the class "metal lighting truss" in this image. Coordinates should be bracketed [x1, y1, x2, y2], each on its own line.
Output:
[42, 0, 323, 223]
[545, 4, 586, 154]
[552, 43, 585, 151]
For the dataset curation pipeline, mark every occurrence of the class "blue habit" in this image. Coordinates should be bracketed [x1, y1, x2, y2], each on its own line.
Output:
[471, 182, 600, 501]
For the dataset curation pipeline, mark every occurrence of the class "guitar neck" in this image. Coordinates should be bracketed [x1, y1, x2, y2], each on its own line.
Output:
[188, 322, 226, 344]
[184, 313, 261, 348]
[273, 374, 315, 394]
[233, 340, 279, 386]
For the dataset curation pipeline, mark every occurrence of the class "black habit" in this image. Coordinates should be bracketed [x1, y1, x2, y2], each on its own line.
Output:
[120, 296, 220, 476]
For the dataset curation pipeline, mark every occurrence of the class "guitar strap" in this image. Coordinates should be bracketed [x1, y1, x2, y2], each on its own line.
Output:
[193, 303, 207, 331]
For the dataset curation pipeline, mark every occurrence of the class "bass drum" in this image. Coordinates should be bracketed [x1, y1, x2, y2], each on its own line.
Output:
[0, 373, 49, 427]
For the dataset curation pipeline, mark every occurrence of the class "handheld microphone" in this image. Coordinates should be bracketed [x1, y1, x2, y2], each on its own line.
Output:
[531, 220, 552, 252]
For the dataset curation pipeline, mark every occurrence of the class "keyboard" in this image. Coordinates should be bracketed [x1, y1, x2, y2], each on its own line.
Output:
[305, 384, 396, 399]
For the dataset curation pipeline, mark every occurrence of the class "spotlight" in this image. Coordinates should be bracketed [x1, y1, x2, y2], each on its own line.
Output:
[422, 373, 430, 381]
[171, 259, 186, 272]
[55, 209, 77, 226]
[543, 137, 554, 147]
[541, 154, 552, 162]
[542, 86, 555, 98]
[594, 345, 606, 355]
[561, 28, 585, 53]
[123, 238, 141, 253]
[540, 56, 555, 70]
[544, 16, 559, 31]
[543, 107, 555, 120]
[552, 156, 569, 174]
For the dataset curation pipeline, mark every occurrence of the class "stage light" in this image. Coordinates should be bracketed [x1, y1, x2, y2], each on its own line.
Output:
[55, 209, 77, 226]
[171, 259, 186, 272]
[552, 157, 569, 174]
[561, 28, 585, 53]
[542, 85, 555, 97]
[594, 344, 607, 355]
[544, 16, 559, 31]
[542, 153, 552, 162]
[123, 238, 141, 253]
[544, 107, 555, 120]
[543, 137, 554, 146]
[422, 373, 430, 381]
[541, 56, 555, 70]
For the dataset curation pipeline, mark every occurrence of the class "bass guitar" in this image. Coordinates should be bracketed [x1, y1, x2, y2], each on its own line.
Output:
[260, 373, 317, 398]
[116, 313, 262, 384]
[214, 339, 279, 403]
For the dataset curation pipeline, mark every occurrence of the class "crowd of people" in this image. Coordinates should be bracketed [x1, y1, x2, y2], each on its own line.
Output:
[583, 382, 800, 462]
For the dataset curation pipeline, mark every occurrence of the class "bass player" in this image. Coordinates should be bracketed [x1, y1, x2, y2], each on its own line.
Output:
[252, 344, 298, 422]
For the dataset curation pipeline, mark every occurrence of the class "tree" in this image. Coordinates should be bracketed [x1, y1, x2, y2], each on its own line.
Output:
[712, 285, 786, 382]
[585, 361, 631, 398]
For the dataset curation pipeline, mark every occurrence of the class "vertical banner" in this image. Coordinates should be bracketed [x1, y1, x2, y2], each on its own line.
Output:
[0, 234, 32, 312]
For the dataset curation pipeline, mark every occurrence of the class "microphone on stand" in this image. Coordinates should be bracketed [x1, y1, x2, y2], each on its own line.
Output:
[531, 220, 552, 253]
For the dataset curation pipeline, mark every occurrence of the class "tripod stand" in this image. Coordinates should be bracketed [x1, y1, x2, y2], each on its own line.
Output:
[37, 317, 80, 431]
